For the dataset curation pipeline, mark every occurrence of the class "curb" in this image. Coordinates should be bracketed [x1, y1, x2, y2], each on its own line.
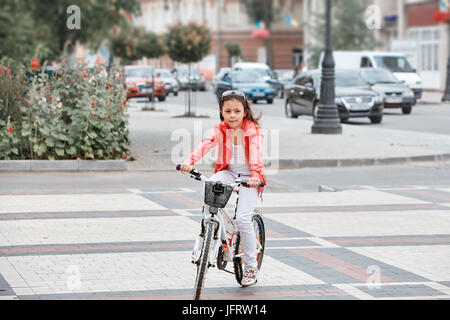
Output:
[0, 160, 126, 172]
[125, 153, 450, 172]
[1, 154, 450, 172]
[276, 153, 450, 169]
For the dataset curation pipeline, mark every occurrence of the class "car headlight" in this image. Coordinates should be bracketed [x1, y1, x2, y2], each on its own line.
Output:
[264, 88, 274, 93]
[239, 88, 251, 92]
[374, 95, 383, 104]
[404, 89, 414, 97]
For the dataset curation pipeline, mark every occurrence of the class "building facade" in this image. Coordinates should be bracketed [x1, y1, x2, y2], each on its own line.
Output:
[370, 0, 448, 90]
[135, 0, 304, 80]
[134, 0, 448, 90]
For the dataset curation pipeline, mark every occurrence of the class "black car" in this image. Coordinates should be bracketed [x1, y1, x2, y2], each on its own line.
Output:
[273, 69, 295, 99]
[285, 69, 384, 123]
[358, 68, 416, 114]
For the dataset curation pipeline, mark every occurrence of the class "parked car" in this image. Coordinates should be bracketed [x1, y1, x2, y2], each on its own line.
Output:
[124, 66, 166, 101]
[273, 69, 295, 99]
[358, 68, 416, 114]
[212, 67, 231, 90]
[232, 62, 283, 98]
[171, 66, 206, 91]
[215, 70, 275, 104]
[285, 69, 384, 123]
[319, 51, 422, 100]
[156, 68, 180, 96]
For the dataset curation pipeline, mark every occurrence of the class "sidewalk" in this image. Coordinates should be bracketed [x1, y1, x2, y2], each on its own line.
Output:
[1, 185, 449, 300]
[126, 102, 450, 172]
[420, 90, 446, 104]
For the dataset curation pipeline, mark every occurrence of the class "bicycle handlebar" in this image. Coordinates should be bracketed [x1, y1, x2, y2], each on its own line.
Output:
[176, 164, 265, 188]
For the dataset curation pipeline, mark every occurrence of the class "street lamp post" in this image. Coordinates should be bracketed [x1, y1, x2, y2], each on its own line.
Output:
[442, 22, 450, 102]
[216, 0, 222, 73]
[311, 0, 342, 134]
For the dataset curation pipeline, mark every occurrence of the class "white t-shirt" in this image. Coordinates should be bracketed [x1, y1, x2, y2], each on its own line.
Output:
[228, 144, 251, 176]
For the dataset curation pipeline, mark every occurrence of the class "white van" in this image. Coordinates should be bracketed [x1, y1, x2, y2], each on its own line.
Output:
[319, 51, 422, 99]
[232, 62, 272, 81]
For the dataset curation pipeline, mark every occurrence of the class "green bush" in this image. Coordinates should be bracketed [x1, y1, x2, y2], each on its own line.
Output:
[0, 58, 130, 160]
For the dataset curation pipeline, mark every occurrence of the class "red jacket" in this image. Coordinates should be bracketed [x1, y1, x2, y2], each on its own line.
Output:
[186, 119, 267, 193]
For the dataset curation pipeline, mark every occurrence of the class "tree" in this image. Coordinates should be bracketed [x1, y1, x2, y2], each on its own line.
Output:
[224, 42, 242, 67]
[166, 22, 212, 116]
[0, 0, 46, 63]
[0, 0, 141, 63]
[308, 0, 381, 68]
[240, 0, 281, 68]
[165, 22, 212, 65]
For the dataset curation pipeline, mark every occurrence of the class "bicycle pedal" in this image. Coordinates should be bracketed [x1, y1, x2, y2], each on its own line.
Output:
[191, 260, 200, 265]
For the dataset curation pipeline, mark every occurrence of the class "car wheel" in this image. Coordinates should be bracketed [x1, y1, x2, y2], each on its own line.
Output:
[174, 92, 178, 96]
[369, 115, 383, 124]
[267, 99, 273, 104]
[312, 101, 318, 119]
[158, 95, 166, 102]
[402, 105, 412, 114]
[285, 100, 298, 118]
[340, 117, 349, 123]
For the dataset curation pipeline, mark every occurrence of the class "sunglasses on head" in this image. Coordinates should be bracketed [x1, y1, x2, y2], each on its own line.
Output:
[221, 90, 245, 99]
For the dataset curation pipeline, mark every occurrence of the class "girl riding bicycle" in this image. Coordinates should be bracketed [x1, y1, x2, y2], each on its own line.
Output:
[179, 90, 266, 287]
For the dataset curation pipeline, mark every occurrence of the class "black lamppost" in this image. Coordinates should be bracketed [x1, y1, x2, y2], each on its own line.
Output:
[311, 0, 342, 134]
[442, 22, 450, 102]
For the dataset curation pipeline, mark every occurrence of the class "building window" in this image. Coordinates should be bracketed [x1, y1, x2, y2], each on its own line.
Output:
[408, 27, 440, 73]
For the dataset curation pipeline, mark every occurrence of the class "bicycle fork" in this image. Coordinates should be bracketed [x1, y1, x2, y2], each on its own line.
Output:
[191, 217, 222, 268]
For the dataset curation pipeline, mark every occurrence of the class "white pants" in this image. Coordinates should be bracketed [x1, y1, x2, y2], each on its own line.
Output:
[203, 170, 258, 269]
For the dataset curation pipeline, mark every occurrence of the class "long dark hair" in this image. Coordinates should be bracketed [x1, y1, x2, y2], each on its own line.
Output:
[219, 91, 262, 126]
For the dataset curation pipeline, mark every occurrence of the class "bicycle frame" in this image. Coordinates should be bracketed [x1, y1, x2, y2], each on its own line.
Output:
[191, 190, 263, 270]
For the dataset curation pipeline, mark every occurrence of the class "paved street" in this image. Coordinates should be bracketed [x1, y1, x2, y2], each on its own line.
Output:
[1, 166, 450, 300]
[164, 90, 450, 135]
[1, 90, 450, 300]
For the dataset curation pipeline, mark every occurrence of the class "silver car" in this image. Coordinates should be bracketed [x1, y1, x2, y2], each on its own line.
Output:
[156, 69, 180, 96]
[359, 68, 416, 114]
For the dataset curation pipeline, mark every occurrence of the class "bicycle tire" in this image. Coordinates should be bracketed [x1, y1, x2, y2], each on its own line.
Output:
[233, 212, 266, 285]
[253, 213, 266, 270]
[193, 221, 214, 300]
[233, 232, 244, 285]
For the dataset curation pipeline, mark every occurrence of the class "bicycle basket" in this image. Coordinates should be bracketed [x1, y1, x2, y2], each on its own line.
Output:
[204, 181, 233, 208]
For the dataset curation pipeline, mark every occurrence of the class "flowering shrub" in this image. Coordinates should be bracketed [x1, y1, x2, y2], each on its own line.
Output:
[0, 59, 29, 159]
[0, 58, 130, 160]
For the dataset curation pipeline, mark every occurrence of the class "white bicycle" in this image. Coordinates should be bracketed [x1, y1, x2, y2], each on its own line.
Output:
[176, 165, 266, 300]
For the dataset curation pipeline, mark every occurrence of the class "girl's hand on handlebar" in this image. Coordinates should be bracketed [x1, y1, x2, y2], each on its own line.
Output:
[180, 163, 194, 173]
[247, 177, 260, 188]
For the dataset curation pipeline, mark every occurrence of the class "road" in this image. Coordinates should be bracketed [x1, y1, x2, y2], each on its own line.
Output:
[162, 90, 450, 135]
[1, 161, 450, 193]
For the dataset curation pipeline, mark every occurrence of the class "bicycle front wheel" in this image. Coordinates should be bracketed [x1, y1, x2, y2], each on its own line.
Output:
[233, 212, 266, 285]
[193, 221, 215, 300]
[253, 213, 265, 270]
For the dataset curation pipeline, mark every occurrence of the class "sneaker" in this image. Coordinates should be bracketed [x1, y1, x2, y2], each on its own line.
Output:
[241, 266, 258, 287]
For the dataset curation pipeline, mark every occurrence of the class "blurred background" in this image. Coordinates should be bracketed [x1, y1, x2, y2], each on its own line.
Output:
[1, 0, 448, 92]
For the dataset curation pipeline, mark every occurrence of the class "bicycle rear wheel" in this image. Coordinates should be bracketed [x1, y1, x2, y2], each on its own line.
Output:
[193, 221, 215, 300]
[233, 212, 265, 285]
